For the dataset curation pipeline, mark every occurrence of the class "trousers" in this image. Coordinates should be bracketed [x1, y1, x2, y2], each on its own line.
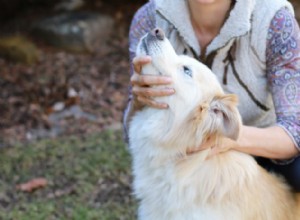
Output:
[256, 156, 300, 192]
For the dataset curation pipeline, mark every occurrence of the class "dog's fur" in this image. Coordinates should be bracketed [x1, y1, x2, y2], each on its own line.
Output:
[128, 28, 300, 220]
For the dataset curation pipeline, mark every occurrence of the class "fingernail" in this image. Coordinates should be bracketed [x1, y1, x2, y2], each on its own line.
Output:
[166, 88, 175, 94]
[144, 56, 152, 62]
[165, 77, 173, 83]
[159, 103, 168, 109]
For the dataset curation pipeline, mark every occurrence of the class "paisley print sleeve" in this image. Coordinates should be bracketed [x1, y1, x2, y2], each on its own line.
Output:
[266, 8, 300, 155]
[129, 2, 156, 70]
[123, 2, 156, 141]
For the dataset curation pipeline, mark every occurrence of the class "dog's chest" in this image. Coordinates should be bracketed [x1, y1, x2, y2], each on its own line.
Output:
[131, 145, 258, 220]
[135, 163, 244, 220]
[129, 109, 259, 220]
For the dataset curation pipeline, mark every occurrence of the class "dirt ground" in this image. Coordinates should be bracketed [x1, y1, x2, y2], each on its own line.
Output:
[0, 1, 299, 146]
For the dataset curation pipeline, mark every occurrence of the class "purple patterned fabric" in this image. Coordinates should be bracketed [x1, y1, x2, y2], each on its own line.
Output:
[266, 8, 300, 150]
[125, 4, 300, 150]
[128, 2, 155, 63]
[123, 2, 155, 140]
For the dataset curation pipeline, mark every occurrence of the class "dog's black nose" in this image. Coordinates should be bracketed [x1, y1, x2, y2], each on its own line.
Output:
[150, 28, 165, 41]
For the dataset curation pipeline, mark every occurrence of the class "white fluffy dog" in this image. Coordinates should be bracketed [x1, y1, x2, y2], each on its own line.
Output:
[128, 28, 300, 220]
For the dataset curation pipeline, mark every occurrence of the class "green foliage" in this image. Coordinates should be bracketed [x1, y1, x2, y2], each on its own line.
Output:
[0, 130, 136, 220]
[0, 35, 40, 64]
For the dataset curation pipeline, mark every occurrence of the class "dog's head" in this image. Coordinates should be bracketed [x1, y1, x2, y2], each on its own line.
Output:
[136, 28, 241, 149]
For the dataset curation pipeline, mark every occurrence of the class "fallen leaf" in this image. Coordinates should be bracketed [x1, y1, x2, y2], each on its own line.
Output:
[16, 178, 48, 192]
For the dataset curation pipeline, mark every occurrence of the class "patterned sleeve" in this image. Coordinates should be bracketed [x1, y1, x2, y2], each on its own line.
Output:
[266, 8, 300, 155]
[123, 1, 156, 142]
[128, 1, 156, 72]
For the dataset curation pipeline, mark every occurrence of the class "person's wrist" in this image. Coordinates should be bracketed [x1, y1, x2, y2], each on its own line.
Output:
[235, 125, 248, 151]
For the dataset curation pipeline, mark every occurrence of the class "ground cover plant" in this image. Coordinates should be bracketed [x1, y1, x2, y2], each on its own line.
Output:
[0, 130, 136, 220]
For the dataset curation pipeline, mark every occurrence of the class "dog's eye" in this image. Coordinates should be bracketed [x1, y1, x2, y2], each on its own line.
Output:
[183, 66, 192, 77]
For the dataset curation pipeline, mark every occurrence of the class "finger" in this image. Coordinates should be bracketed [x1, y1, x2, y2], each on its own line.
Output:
[186, 136, 216, 155]
[133, 56, 152, 74]
[131, 74, 173, 86]
[132, 87, 175, 97]
[193, 137, 215, 152]
[203, 137, 216, 148]
[137, 96, 168, 109]
[208, 146, 218, 158]
[208, 138, 233, 158]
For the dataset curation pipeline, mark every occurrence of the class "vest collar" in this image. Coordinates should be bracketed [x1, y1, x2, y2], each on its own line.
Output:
[155, 0, 256, 56]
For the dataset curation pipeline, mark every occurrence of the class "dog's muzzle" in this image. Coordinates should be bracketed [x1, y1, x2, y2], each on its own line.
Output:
[141, 28, 165, 55]
[149, 28, 165, 41]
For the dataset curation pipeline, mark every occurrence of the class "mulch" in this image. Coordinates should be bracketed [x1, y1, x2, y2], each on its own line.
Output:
[0, 1, 143, 146]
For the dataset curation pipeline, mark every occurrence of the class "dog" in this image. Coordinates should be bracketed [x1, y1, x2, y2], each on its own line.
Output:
[128, 28, 300, 220]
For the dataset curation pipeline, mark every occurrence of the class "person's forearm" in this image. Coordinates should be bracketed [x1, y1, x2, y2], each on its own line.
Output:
[235, 125, 299, 160]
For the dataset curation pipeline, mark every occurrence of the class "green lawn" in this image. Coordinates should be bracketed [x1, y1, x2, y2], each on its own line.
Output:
[0, 130, 137, 220]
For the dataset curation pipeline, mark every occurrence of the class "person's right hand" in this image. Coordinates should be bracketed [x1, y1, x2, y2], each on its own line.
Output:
[130, 55, 175, 109]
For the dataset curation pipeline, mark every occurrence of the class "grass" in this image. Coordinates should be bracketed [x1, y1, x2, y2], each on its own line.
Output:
[0, 130, 137, 220]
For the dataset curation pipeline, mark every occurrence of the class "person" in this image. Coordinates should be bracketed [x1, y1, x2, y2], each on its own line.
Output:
[123, 0, 300, 191]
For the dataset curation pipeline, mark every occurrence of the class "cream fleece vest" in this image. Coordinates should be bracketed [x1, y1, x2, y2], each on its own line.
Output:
[154, 0, 294, 127]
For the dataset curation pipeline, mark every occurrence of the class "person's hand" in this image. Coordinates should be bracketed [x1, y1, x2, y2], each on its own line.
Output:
[186, 125, 245, 157]
[208, 137, 239, 157]
[187, 131, 242, 157]
[130, 56, 175, 109]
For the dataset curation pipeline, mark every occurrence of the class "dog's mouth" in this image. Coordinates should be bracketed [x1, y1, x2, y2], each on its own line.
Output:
[138, 28, 165, 57]
[141, 37, 150, 56]
[138, 30, 165, 76]
[137, 28, 178, 77]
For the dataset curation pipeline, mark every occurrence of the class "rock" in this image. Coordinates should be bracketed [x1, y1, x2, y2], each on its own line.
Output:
[0, 35, 40, 64]
[54, 0, 85, 11]
[31, 12, 114, 53]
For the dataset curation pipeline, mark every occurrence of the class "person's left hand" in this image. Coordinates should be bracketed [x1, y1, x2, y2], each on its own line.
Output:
[186, 135, 241, 157]
[208, 137, 239, 157]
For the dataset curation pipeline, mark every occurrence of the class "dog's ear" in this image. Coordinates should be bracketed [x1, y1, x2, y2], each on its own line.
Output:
[208, 94, 241, 140]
